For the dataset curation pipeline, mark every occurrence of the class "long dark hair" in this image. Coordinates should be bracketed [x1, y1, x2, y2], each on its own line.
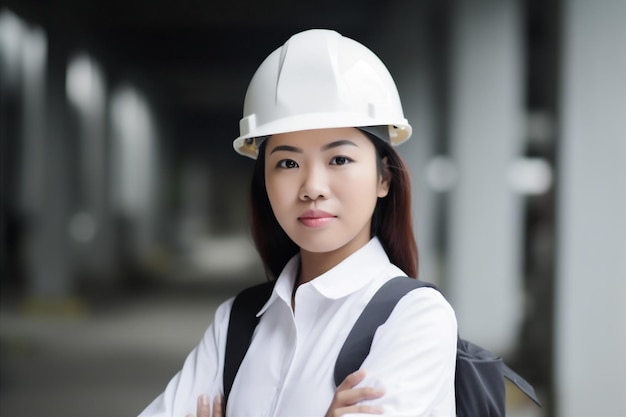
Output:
[249, 131, 419, 279]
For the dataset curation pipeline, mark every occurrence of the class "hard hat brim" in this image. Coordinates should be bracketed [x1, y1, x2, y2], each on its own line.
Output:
[234, 112, 412, 159]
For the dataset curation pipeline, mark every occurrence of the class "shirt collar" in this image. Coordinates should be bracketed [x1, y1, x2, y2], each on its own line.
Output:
[257, 237, 390, 316]
[310, 237, 391, 298]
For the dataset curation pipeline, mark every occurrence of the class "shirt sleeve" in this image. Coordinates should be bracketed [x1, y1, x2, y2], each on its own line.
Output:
[353, 287, 458, 417]
[137, 298, 234, 417]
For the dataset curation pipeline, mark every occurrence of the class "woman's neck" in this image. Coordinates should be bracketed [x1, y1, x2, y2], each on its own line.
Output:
[297, 240, 370, 285]
[298, 251, 337, 285]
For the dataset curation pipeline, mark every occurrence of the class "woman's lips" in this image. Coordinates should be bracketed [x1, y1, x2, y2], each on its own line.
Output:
[298, 210, 336, 228]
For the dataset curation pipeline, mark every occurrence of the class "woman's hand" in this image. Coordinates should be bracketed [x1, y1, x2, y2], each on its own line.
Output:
[185, 394, 223, 417]
[325, 370, 385, 417]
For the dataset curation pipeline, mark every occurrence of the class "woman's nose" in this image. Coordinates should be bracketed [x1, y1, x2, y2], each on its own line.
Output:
[299, 165, 330, 201]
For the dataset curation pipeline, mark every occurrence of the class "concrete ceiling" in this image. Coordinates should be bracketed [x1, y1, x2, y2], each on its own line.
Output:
[4, 0, 395, 157]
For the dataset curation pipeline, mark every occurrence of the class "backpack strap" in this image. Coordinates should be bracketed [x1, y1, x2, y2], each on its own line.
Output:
[334, 276, 434, 385]
[503, 363, 541, 406]
[333, 276, 541, 409]
[223, 281, 275, 407]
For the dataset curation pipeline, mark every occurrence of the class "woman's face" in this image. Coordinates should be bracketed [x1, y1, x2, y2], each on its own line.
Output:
[264, 127, 389, 258]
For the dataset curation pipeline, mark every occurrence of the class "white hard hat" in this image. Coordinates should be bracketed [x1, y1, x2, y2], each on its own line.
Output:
[233, 29, 412, 159]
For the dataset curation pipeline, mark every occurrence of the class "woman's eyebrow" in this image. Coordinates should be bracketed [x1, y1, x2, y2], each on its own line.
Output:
[270, 145, 303, 154]
[270, 140, 358, 154]
[321, 140, 359, 151]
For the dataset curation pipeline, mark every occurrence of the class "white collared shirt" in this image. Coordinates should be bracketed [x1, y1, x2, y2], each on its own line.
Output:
[138, 238, 457, 417]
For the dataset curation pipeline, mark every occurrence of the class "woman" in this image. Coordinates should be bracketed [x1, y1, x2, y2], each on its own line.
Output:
[138, 29, 457, 417]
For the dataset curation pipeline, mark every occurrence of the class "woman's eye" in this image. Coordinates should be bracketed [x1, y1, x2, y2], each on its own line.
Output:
[330, 156, 352, 166]
[277, 159, 299, 169]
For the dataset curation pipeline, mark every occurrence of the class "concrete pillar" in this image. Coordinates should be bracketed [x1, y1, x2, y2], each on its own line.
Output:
[109, 86, 163, 266]
[17, 22, 77, 299]
[447, 0, 524, 353]
[66, 53, 117, 282]
[555, 0, 626, 415]
[18, 23, 47, 220]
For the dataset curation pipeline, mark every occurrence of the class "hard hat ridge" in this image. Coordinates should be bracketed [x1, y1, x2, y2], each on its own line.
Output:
[276, 30, 342, 115]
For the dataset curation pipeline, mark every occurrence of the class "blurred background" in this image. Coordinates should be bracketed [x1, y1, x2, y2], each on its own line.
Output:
[1, 0, 624, 416]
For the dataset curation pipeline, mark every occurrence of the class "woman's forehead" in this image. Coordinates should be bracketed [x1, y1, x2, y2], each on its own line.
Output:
[267, 127, 370, 148]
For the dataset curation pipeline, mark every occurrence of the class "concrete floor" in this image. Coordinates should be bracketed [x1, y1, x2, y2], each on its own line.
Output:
[1, 286, 543, 417]
[0, 287, 231, 417]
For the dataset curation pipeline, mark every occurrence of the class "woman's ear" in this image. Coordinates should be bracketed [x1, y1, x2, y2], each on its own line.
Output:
[377, 156, 391, 198]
